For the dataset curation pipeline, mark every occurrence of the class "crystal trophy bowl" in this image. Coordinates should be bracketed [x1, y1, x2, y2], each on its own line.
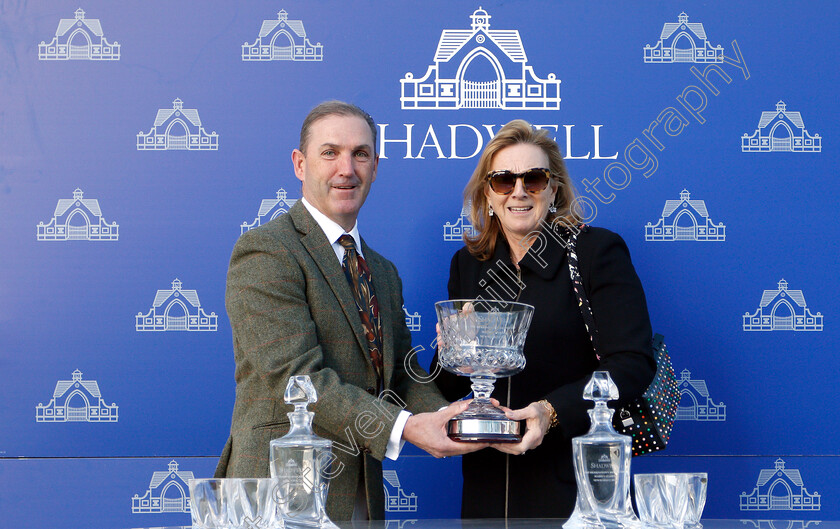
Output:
[435, 299, 534, 442]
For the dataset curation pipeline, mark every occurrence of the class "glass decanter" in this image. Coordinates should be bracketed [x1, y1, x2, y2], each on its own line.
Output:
[564, 371, 641, 529]
[270, 375, 338, 529]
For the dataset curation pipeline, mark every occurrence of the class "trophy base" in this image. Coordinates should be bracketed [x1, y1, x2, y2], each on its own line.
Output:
[447, 417, 521, 442]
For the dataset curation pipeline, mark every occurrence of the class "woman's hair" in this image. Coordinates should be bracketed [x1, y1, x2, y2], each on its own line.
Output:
[463, 119, 581, 260]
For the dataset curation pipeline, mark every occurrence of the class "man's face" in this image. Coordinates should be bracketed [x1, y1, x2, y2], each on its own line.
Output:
[292, 114, 378, 232]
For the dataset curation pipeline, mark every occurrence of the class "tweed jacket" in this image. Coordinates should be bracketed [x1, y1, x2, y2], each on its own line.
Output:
[215, 201, 448, 520]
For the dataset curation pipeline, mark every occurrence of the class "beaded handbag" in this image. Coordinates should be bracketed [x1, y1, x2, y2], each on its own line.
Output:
[566, 227, 679, 456]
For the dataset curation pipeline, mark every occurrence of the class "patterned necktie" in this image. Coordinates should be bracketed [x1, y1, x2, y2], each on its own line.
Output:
[338, 235, 384, 391]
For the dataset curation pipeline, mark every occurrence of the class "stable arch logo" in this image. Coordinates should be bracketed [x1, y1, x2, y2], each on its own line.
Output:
[400, 7, 560, 110]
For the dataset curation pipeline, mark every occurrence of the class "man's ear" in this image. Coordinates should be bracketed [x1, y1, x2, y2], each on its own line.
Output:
[292, 149, 306, 182]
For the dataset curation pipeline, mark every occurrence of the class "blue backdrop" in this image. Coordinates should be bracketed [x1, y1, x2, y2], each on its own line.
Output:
[1, 1, 838, 527]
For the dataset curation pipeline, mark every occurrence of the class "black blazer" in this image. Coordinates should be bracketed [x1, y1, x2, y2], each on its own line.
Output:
[433, 226, 656, 518]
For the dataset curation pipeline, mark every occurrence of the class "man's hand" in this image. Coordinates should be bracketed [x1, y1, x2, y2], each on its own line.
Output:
[490, 401, 550, 455]
[402, 400, 489, 458]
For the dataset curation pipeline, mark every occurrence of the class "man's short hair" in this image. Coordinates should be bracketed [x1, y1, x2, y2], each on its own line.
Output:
[299, 100, 377, 154]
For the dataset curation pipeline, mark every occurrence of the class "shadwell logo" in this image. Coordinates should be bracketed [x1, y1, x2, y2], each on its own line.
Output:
[400, 7, 560, 110]
[39, 8, 120, 61]
[743, 280, 823, 331]
[643, 12, 724, 64]
[37, 188, 119, 241]
[242, 9, 323, 61]
[645, 189, 725, 241]
[241, 188, 299, 234]
[136, 279, 218, 332]
[132, 460, 193, 513]
[740, 459, 821, 511]
[36, 369, 118, 422]
[137, 99, 218, 151]
[742, 101, 821, 152]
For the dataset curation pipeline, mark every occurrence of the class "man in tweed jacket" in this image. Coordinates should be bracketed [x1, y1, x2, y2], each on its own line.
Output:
[215, 101, 483, 520]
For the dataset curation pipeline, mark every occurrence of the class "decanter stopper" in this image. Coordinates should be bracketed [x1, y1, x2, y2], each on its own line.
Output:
[583, 370, 619, 402]
[285, 375, 318, 412]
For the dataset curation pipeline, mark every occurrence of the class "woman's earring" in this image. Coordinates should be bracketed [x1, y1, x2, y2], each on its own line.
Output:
[549, 204, 557, 213]
[488, 206, 494, 217]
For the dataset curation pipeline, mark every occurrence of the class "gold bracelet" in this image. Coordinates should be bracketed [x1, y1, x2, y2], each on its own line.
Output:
[538, 399, 558, 433]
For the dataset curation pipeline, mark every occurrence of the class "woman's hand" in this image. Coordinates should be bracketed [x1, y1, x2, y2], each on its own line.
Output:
[436, 301, 475, 348]
[491, 401, 551, 455]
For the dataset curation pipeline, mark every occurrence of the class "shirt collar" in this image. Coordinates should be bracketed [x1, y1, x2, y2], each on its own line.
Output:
[301, 197, 364, 262]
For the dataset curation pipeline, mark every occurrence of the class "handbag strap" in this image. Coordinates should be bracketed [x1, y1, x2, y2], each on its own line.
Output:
[565, 226, 601, 360]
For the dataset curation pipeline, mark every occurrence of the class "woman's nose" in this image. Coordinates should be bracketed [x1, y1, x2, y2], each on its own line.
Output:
[510, 176, 527, 197]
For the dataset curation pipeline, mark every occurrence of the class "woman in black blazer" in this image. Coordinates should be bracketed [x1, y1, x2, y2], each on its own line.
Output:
[433, 119, 656, 519]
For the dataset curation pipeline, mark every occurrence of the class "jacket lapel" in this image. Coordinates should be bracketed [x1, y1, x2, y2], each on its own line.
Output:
[362, 241, 396, 390]
[289, 203, 371, 366]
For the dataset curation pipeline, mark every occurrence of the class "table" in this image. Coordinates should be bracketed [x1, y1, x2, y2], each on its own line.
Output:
[123, 521, 839, 529]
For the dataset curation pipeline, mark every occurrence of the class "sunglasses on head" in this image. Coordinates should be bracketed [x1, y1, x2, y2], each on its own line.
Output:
[486, 167, 552, 195]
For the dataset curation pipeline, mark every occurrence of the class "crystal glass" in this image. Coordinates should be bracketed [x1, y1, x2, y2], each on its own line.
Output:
[189, 478, 229, 529]
[634, 473, 687, 529]
[565, 371, 641, 529]
[634, 473, 707, 529]
[189, 478, 283, 529]
[683, 473, 708, 528]
[226, 478, 282, 528]
[435, 299, 534, 442]
[635, 473, 708, 529]
[270, 375, 338, 529]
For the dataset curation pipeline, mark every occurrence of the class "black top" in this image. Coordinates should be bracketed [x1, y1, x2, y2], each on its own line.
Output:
[433, 226, 656, 518]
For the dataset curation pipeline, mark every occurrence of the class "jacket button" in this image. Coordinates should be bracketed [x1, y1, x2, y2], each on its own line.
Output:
[366, 387, 376, 395]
